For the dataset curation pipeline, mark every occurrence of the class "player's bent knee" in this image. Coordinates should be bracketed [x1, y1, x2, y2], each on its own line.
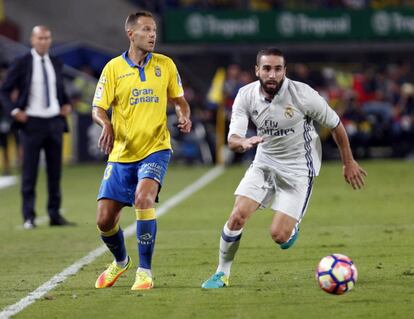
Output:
[134, 193, 155, 209]
[96, 209, 118, 232]
[96, 216, 115, 233]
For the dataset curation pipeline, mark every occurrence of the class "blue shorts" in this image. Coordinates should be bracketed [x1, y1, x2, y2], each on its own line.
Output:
[97, 149, 172, 206]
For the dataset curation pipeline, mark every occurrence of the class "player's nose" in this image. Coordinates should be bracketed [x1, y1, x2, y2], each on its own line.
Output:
[268, 70, 276, 78]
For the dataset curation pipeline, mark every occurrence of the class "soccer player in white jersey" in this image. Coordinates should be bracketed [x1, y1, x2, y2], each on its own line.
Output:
[202, 48, 367, 289]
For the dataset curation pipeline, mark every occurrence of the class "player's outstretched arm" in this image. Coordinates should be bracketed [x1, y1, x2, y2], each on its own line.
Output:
[171, 96, 192, 133]
[330, 122, 367, 190]
[228, 134, 264, 153]
[92, 106, 114, 155]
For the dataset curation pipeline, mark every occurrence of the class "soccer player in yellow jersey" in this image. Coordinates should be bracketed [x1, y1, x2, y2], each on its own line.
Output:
[92, 11, 191, 290]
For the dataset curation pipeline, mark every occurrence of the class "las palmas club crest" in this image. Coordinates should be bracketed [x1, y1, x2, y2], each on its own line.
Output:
[154, 66, 161, 77]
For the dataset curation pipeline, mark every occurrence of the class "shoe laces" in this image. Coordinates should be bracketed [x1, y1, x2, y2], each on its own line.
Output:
[136, 271, 150, 281]
[212, 272, 224, 281]
[107, 262, 121, 278]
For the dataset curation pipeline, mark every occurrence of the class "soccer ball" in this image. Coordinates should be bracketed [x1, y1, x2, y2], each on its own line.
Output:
[316, 253, 358, 295]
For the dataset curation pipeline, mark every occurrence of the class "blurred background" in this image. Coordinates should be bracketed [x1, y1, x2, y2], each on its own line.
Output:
[1, 0, 414, 174]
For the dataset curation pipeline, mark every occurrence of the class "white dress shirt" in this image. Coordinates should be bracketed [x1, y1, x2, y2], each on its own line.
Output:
[25, 48, 60, 117]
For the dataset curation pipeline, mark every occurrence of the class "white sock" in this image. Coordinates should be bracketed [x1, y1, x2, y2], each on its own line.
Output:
[216, 222, 243, 277]
[137, 267, 152, 277]
[116, 256, 129, 268]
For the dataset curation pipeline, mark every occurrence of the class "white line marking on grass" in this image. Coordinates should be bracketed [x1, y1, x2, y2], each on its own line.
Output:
[123, 166, 224, 237]
[0, 176, 17, 189]
[0, 166, 224, 319]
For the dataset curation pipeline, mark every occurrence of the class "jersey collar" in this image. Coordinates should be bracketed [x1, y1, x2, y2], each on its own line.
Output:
[122, 51, 152, 69]
[122, 51, 152, 81]
[258, 77, 289, 102]
[278, 77, 289, 96]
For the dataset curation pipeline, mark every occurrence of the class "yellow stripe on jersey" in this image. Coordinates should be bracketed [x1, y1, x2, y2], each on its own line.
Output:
[93, 52, 184, 163]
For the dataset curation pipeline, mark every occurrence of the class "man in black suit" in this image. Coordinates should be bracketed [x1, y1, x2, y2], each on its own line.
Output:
[0, 26, 74, 229]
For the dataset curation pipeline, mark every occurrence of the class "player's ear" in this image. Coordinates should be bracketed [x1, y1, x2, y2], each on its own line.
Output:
[255, 65, 259, 77]
[126, 29, 133, 40]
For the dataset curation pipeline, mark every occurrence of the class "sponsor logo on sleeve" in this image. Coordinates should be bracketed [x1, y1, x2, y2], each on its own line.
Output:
[94, 84, 104, 100]
[99, 75, 107, 84]
[177, 71, 182, 87]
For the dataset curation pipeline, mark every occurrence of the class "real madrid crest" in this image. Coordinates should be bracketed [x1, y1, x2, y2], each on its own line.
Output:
[154, 66, 161, 77]
[284, 105, 294, 119]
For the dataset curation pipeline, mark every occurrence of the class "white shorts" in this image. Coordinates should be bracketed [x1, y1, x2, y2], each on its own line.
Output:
[234, 164, 314, 221]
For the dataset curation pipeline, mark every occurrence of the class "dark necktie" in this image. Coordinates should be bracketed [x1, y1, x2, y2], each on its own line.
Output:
[41, 57, 50, 107]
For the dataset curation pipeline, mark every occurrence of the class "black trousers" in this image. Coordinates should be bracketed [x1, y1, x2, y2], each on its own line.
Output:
[20, 116, 65, 223]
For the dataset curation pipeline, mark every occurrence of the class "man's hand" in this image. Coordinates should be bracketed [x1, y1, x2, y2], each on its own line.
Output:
[240, 136, 264, 152]
[343, 160, 367, 190]
[98, 123, 114, 155]
[13, 110, 28, 123]
[60, 104, 72, 117]
[171, 96, 191, 134]
[177, 116, 192, 133]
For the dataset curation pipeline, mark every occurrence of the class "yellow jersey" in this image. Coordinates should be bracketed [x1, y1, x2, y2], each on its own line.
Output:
[93, 51, 184, 162]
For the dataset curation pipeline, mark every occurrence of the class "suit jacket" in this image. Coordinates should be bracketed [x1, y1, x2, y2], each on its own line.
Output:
[0, 52, 70, 131]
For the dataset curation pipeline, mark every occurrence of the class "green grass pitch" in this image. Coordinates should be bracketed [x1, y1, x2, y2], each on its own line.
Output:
[0, 160, 413, 318]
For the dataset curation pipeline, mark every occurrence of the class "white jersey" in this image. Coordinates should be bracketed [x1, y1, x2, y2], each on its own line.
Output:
[228, 78, 340, 177]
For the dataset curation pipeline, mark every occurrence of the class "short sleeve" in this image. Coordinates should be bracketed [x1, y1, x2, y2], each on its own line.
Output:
[305, 87, 340, 129]
[167, 59, 184, 99]
[92, 63, 115, 110]
[228, 90, 250, 139]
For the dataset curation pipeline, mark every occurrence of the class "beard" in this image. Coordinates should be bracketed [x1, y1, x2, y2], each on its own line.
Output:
[259, 78, 283, 96]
